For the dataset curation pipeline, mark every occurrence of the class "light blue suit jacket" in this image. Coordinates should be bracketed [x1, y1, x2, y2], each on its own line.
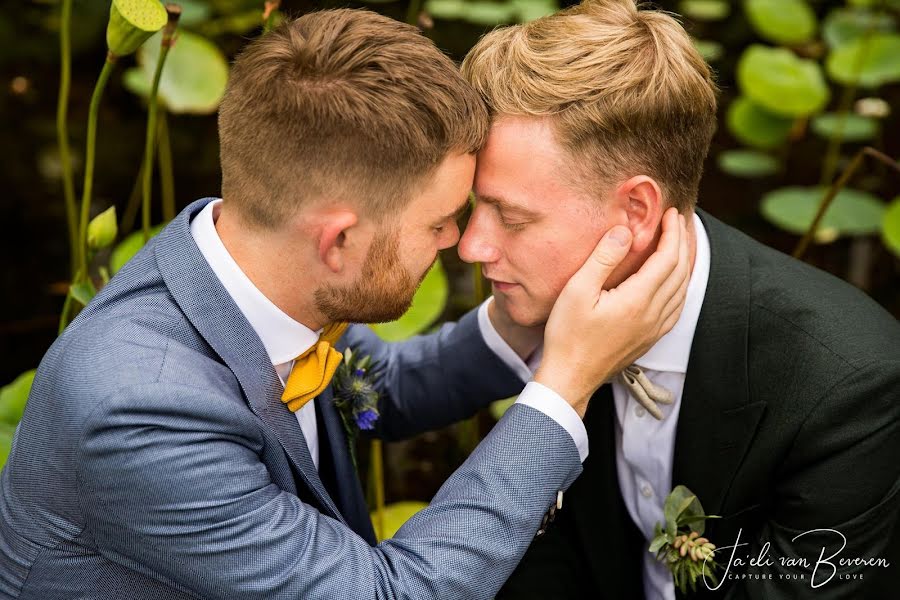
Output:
[0, 198, 582, 599]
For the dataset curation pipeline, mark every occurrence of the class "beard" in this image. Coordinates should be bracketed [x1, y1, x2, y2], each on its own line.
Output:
[314, 228, 426, 324]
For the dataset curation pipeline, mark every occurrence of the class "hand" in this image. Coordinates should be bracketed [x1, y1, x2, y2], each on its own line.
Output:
[535, 208, 690, 417]
[487, 299, 544, 361]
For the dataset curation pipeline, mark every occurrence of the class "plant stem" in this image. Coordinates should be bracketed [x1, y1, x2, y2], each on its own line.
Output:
[794, 147, 900, 259]
[56, 0, 77, 277]
[142, 7, 181, 241]
[158, 110, 176, 221]
[77, 54, 117, 277]
[406, 0, 423, 25]
[370, 439, 386, 540]
[120, 162, 145, 236]
[263, 1, 281, 32]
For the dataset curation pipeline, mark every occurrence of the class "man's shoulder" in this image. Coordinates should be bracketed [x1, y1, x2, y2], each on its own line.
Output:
[705, 213, 899, 371]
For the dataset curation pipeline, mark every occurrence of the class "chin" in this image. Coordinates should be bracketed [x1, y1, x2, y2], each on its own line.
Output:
[501, 298, 550, 329]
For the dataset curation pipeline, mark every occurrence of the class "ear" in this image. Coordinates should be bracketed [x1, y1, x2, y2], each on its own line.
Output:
[614, 176, 665, 254]
[317, 210, 358, 273]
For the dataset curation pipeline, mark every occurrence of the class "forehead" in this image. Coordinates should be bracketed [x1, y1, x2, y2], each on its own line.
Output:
[474, 116, 580, 211]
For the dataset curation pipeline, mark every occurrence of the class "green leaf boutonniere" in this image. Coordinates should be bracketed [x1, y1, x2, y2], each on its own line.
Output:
[649, 485, 721, 594]
[331, 348, 381, 467]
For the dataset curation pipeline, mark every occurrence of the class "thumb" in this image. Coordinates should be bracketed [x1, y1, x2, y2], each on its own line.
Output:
[562, 226, 633, 296]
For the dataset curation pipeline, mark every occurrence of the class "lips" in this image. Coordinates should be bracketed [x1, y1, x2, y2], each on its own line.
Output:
[487, 278, 518, 293]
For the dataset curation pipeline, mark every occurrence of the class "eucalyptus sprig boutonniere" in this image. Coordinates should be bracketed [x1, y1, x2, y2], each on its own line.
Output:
[331, 348, 381, 467]
[649, 485, 721, 594]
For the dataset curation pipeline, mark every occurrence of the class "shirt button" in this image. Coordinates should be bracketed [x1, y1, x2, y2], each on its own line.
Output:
[634, 405, 646, 418]
[640, 483, 654, 498]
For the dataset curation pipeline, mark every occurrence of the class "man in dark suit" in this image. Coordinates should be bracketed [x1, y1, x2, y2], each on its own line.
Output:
[458, 1, 900, 598]
[0, 9, 693, 599]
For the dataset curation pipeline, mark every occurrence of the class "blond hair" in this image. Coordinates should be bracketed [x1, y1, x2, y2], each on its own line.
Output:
[218, 9, 489, 228]
[461, 0, 717, 211]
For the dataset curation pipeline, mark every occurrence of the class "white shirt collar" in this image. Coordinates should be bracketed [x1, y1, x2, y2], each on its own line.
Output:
[632, 212, 711, 374]
[190, 199, 319, 367]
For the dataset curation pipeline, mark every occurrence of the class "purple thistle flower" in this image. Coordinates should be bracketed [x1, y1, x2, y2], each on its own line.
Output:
[354, 409, 378, 431]
[354, 368, 366, 378]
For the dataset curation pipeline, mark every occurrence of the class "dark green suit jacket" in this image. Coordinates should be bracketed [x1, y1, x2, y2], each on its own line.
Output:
[499, 209, 900, 599]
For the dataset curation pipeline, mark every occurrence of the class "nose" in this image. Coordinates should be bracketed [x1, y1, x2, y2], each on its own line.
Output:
[458, 205, 501, 264]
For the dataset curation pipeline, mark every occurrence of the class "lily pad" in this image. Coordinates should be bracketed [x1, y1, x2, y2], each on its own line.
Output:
[882, 197, 900, 258]
[692, 39, 724, 62]
[737, 45, 830, 117]
[373, 501, 429, 541]
[370, 259, 449, 341]
[0, 423, 15, 470]
[717, 149, 779, 178]
[726, 96, 794, 149]
[110, 224, 165, 274]
[679, 1, 730, 21]
[810, 113, 879, 143]
[130, 30, 229, 114]
[822, 8, 895, 49]
[744, 0, 816, 46]
[0, 370, 36, 426]
[826, 33, 900, 88]
[489, 397, 517, 421]
[761, 186, 886, 241]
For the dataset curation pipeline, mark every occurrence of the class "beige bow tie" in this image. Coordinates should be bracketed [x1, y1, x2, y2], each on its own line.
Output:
[617, 365, 674, 420]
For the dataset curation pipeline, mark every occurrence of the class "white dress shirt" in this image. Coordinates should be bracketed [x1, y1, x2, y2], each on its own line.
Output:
[191, 199, 322, 469]
[191, 199, 589, 475]
[480, 213, 711, 600]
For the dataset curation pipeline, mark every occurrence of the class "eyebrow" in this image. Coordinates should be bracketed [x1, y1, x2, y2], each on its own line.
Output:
[434, 198, 471, 225]
[475, 194, 540, 219]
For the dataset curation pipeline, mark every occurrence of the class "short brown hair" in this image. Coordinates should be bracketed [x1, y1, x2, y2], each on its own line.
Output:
[461, 0, 717, 211]
[218, 9, 488, 228]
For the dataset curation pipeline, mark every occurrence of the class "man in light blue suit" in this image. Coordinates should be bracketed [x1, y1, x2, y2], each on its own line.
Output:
[0, 9, 690, 599]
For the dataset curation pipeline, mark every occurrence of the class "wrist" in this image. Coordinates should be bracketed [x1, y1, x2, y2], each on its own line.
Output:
[534, 365, 591, 418]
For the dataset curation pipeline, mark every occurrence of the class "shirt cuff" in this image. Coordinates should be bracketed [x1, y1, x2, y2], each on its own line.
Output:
[477, 298, 533, 383]
[516, 381, 589, 463]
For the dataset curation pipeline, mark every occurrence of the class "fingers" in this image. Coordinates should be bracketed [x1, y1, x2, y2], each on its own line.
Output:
[618, 208, 682, 299]
[653, 213, 691, 317]
[559, 225, 633, 300]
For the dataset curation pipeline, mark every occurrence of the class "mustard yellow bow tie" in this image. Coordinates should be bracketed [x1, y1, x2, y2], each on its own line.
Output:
[281, 321, 349, 412]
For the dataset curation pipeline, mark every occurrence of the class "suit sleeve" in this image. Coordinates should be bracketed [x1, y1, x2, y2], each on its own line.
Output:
[342, 309, 524, 440]
[76, 383, 582, 600]
[725, 359, 900, 599]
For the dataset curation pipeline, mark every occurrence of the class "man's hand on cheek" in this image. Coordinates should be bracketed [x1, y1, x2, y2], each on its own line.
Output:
[535, 208, 690, 417]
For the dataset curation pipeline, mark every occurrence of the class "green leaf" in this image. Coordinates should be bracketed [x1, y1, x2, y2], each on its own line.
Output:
[810, 113, 879, 143]
[489, 397, 517, 421]
[374, 501, 429, 540]
[132, 30, 229, 114]
[826, 33, 900, 88]
[0, 370, 36, 426]
[761, 186, 886, 241]
[848, 0, 900, 9]
[110, 224, 165, 274]
[649, 535, 669, 554]
[177, 0, 214, 27]
[664, 486, 695, 528]
[370, 259, 449, 341]
[70, 280, 98, 308]
[679, 1, 731, 21]
[882, 197, 900, 258]
[464, 1, 518, 26]
[822, 8, 895, 49]
[726, 96, 794, 149]
[692, 39, 724, 62]
[717, 149, 779, 178]
[737, 45, 830, 117]
[0, 423, 16, 470]
[744, 0, 816, 46]
[513, 0, 558, 23]
[88, 206, 118, 250]
[424, 0, 466, 20]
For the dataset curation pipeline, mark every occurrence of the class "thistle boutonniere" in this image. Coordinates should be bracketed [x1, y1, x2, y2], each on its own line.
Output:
[649, 485, 721, 594]
[332, 348, 381, 467]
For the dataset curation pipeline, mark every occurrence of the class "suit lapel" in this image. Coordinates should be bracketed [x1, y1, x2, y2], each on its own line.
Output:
[317, 387, 377, 544]
[673, 210, 766, 518]
[154, 199, 346, 526]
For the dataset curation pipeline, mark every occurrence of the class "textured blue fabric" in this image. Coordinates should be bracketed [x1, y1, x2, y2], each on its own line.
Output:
[0, 198, 582, 599]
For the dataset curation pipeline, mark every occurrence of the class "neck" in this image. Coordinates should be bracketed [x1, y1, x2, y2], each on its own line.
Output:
[214, 202, 329, 331]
